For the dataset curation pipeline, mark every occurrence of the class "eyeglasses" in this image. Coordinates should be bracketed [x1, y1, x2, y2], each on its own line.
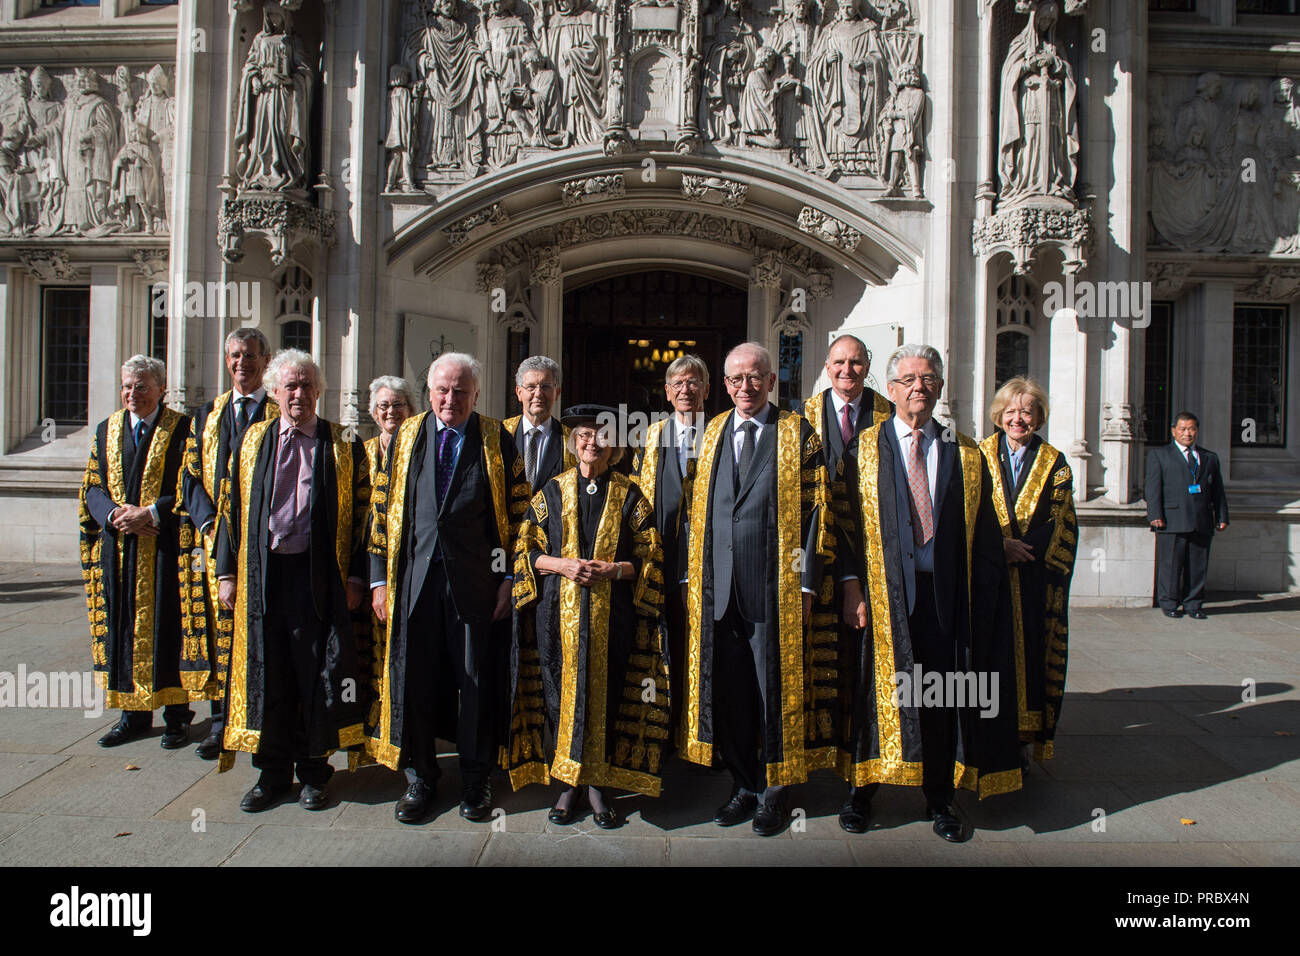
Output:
[724, 373, 768, 388]
[121, 383, 156, 394]
[518, 383, 555, 394]
[667, 379, 704, 392]
[890, 375, 940, 390]
[374, 401, 408, 413]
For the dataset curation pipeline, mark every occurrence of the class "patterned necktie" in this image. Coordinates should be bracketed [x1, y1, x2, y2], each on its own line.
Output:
[680, 425, 695, 479]
[906, 427, 934, 545]
[436, 426, 457, 504]
[525, 427, 540, 487]
[234, 397, 250, 435]
[269, 427, 301, 544]
[1186, 448, 1198, 480]
[134, 419, 148, 449]
[840, 402, 854, 447]
[737, 421, 756, 489]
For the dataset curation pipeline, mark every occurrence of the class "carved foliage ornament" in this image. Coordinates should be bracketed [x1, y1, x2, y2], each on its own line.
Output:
[444, 203, 510, 246]
[680, 173, 748, 207]
[17, 248, 79, 281]
[797, 205, 862, 251]
[972, 204, 1095, 274]
[560, 173, 626, 206]
[218, 194, 338, 265]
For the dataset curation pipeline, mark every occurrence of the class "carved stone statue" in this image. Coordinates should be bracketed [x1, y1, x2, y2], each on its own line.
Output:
[23, 66, 65, 235]
[136, 65, 174, 225]
[233, 4, 314, 193]
[547, 0, 607, 147]
[878, 60, 925, 198]
[698, 0, 758, 146]
[411, 0, 491, 176]
[0, 130, 34, 237]
[386, 63, 418, 192]
[768, 0, 812, 158]
[110, 121, 163, 234]
[807, 0, 889, 177]
[996, 0, 1079, 206]
[62, 67, 119, 232]
[739, 47, 799, 149]
[514, 48, 569, 148]
[482, 0, 535, 166]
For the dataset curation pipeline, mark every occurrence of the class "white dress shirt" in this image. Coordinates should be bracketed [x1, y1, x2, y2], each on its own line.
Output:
[730, 404, 772, 483]
[118, 406, 162, 527]
[829, 391, 863, 444]
[521, 416, 552, 478]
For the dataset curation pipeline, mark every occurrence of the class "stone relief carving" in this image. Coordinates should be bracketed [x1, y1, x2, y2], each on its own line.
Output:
[797, 205, 861, 250]
[443, 201, 509, 245]
[1145, 260, 1192, 300]
[233, 3, 314, 194]
[971, 203, 1094, 274]
[218, 193, 337, 265]
[997, 0, 1079, 207]
[680, 172, 748, 206]
[560, 172, 626, 205]
[18, 247, 80, 280]
[1245, 265, 1300, 302]
[388, 0, 926, 192]
[131, 247, 169, 280]
[1149, 71, 1300, 257]
[0, 64, 175, 237]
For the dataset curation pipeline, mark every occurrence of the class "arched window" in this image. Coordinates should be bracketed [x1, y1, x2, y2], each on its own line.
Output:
[275, 264, 313, 353]
[995, 273, 1038, 387]
[280, 320, 311, 351]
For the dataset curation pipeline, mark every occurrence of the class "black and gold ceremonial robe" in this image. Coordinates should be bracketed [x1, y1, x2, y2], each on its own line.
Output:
[175, 390, 277, 710]
[348, 434, 392, 770]
[365, 411, 526, 769]
[80, 407, 215, 708]
[215, 417, 371, 771]
[681, 409, 839, 786]
[804, 387, 891, 546]
[837, 423, 1021, 797]
[979, 432, 1077, 760]
[507, 470, 669, 795]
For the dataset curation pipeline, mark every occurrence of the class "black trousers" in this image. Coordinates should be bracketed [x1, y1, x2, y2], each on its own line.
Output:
[1157, 531, 1211, 613]
[714, 598, 782, 800]
[853, 572, 956, 810]
[120, 702, 192, 731]
[251, 552, 333, 788]
[402, 561, 495, 787]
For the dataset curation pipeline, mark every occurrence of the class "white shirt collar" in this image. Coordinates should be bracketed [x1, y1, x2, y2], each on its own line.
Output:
[232, 386, 266, 405]
[129, 406, 161, 430]
[733, 404, 772, 428]
[1176, 440, 1195, 455]
[521, 416, 551, 436]
[829, 389, 863, 417]
[892, 415, 935, 442]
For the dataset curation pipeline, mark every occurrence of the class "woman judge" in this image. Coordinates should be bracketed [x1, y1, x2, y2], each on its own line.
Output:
[505, 404, 670, 829]
[978, 377, 1078, 768]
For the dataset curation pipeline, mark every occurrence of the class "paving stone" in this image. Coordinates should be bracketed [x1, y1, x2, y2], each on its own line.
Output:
[224, 825, 489, 867]
[668, 836, 854, 866]
[478, 830, 667, 866]
[0, 754, 216, 817]
[0, 814, 253, 866]
[0, 753, 68, 798]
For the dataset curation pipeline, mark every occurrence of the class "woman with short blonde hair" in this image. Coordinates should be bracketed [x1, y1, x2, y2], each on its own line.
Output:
[979, 376, 1076, 771]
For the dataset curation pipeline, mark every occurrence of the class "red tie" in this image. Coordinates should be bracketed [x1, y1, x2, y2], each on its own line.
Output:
[906, 428, 934, 545]
[840, 402, 854, 447]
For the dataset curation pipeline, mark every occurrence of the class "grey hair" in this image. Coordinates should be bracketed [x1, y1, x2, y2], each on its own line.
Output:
[121, 354, 165, 388]
[266, 348, 324, 391]
[368, 375, 419, 422]
[724, 341, 773, 376]
[564, 423, 625, 468]
[224, 326, 270, 356]
[884, 343, 944, 383]
[665, 353, 710, 387]
[515, 355, 561, 388]
[428, 351, 482, 389]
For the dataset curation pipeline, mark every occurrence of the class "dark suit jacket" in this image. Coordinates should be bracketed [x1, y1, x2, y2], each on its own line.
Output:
[709, 404, 821, 623]
[181, 390, 272, 533]
[648, 416, 698, 583]
[370, 412, 516, 625]
[513, 417, 566, 491]
[1144, 442, 1229, 536]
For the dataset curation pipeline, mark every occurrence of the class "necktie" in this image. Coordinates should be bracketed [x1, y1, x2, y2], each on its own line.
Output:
[234, 397, 250, 435]
[525, 427, 540, 486]
[134, 419, 148, 448]
[840, 402, 854, 447]
[737, 421, 756, 489]
[906, 428, 934, 545]
[436, 427, 456, 505]
[1186, 448, 1198, 480]
[680, 426, 695, 479]
[268, 428, 301, 546]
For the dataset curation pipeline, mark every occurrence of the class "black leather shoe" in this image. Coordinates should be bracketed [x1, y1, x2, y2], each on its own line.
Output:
[927, 805, 966, 843]
[194, 732, 222, 760]
[459, 780, 493, 821]
[97, 722, 147, 748]
[838, 800, 872, 834]
[395, 781, 434, 824]
[1162, 609, 1181, 619]
[1188, 610, 1208, 620]
[593, 806, 621, 830]
[752, 800, 788, 837]
[239, 783, 290, 813]
[299, 783, 328, 811]
[713, 791, 758, 827]
[160, 725, 190, 750]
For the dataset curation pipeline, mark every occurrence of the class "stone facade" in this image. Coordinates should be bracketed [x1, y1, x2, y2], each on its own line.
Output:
[0, 0, 1296, 603]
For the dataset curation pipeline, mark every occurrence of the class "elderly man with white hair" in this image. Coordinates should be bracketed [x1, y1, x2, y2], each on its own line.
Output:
[81, 354, 208, 749]
[367, 352, 527, 825]
[835, 344, 1019, 843]
[214, 349, 371, 813]
[678, 341, 836, 837]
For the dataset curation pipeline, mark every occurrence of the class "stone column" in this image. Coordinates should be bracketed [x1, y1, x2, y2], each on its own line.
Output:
[1048, 305, 1090, 504]
[89, 266, 122, 429]
[1180, 280, 1235, 477]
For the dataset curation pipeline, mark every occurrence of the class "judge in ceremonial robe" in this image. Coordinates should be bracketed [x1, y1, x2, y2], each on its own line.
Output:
[178, 327, 276, 760]
[631, 354, 709, 745]
[979, 377, 1077, 767]
[215, 351, 370, 812]
[506, 405, 669, 829]
[368, 353, 528, 825]
[81, 355, 209, 748]
[504, 355, 574, 496]
[680, 342, 838, 837]
[838, 345, 1020, 842]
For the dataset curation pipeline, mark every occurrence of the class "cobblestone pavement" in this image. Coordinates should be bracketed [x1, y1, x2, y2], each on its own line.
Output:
[0, 563, 1296, 866]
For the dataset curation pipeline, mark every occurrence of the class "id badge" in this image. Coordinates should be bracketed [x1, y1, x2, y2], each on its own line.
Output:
[1188, 483, 1202, 495]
